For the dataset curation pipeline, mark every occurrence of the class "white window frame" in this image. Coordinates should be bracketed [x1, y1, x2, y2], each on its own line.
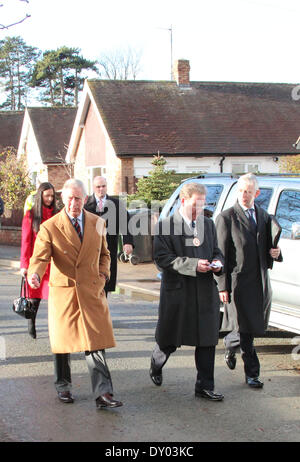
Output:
[87, 166, 107, 194]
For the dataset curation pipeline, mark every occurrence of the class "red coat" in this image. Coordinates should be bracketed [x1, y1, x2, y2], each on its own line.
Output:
[21, 206, 54, 299]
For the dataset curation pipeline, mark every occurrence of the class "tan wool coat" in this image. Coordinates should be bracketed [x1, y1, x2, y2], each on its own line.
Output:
[28, 208, 116, 354]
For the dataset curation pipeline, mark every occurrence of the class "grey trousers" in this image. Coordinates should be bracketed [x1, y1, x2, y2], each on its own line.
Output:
[54, 350, 113, 399]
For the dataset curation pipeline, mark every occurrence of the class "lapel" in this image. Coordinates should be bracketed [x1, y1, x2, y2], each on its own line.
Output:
[172, 209, 204, 257]
[234, 201, 257, 236]
[56, 208, 95, 259]
[254, 204, 264, 238]
[86, 194, 97, 212]
[76, 210, 96, 265]
[56, 209, 82, 253]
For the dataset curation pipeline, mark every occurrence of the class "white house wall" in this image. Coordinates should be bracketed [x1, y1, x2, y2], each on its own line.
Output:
[17, 110, 47, 186]
[133, 156, 280, 177]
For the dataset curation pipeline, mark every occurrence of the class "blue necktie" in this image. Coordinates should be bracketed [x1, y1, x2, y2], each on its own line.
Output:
[248, 208, 257, 232]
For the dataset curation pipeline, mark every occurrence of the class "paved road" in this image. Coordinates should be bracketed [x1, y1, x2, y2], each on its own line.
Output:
[0, 266, 300, 443]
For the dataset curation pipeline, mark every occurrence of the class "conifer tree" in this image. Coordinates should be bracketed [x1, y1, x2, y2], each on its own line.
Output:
[129, 154, 179, 208]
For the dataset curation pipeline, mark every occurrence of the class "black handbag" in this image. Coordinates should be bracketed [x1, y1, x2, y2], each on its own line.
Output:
[12, 277, 36, 319]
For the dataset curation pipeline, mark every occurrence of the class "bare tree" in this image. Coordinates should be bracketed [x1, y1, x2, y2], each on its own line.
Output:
[0, 0, 31, 30]
[97, 47, 142, 80]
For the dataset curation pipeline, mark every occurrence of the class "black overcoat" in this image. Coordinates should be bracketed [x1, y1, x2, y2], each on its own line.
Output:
[84, 194, 134, 292]
[215, 201, 277, 335]
[154, 211, 224, 348]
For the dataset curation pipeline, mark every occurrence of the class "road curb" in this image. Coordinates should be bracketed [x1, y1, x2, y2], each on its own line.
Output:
[0, 259, 19, 269]
[116, 283, 159, 301]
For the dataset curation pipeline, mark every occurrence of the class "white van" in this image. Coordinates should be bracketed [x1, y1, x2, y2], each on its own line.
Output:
[160, 174, 300, 334]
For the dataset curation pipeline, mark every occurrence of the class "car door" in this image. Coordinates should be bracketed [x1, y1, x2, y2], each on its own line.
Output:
[270, 188, 300, 311]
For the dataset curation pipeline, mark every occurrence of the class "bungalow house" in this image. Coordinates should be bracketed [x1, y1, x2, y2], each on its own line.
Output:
[18, 107, 77, 190]
[0, 110, 24, 154]
[66, 60, 300, 195]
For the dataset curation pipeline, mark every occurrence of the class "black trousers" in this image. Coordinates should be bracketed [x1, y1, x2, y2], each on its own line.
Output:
[224, 331, 260, 378]
[151, 343, 216, 391]
[54, 350, 113, 399]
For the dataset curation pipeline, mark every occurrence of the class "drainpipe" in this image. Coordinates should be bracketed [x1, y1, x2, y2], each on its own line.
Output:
[219, 156, 225, 173]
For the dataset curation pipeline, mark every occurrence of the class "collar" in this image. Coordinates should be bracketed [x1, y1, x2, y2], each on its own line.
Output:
[94, 194, 106, 203]
[65, 210, 83, 223]
[179, 207, 194, 229]
[238, 200, 255, 214]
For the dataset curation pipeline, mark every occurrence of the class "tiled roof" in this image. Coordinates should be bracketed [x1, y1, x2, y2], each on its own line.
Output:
[88, 80, 300, 156]
[28, 107, 77, 163]
[0, 111, 24, 151]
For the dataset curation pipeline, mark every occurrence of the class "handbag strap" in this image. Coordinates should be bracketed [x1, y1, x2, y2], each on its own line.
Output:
[20, 276, 29, 298]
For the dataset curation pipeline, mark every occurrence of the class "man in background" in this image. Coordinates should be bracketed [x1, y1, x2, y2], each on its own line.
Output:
[85, 176, 134, 295]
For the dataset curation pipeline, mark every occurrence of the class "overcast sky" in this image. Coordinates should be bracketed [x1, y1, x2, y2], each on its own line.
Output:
[1, 0, 300, 83]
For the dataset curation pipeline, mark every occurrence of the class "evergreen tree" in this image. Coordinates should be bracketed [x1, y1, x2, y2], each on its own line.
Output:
[0, 36, 40, 109]
[31, 46, 97, 106]
[129, 154, 179, 208]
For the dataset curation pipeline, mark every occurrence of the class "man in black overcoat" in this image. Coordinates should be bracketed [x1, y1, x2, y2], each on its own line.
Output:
[84, 176, 134, 295]
[149, 183, 225, 401]
[215, 173, 282, 388]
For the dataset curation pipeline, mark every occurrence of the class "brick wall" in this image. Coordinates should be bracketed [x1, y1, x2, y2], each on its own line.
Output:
[0, 226, 21, 246]
[47, 165, 72, 191]
[121, 157, 135, 193]
[173, 59, 190, 86]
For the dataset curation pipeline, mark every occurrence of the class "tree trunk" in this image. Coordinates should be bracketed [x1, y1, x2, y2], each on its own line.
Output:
[59, 68, 65, 106]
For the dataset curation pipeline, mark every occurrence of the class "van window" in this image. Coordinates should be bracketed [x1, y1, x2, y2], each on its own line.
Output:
[255, 188, 273, 210]
[222, 185, 273, 211]
[205, 184, 224, 215]
[275, 189, 300, 238]
[167, 184, 224, 217]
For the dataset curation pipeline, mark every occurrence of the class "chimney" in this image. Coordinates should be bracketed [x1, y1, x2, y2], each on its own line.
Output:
[173, 59, 190, 86]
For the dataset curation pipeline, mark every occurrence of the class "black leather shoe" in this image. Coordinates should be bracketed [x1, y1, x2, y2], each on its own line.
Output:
[195, 389, 224, 401]
[224, 349, 236, 370]
[245, 376, 264, 388]
[96, 393, 123, 409]
[149, 363, 163, 386]
[57, 391, 74, 403]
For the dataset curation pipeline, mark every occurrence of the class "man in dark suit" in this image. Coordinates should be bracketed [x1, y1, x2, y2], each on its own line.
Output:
[150, 183, 225, 401]
[215, 173, 282, 389]
[84, 176, 134, 295]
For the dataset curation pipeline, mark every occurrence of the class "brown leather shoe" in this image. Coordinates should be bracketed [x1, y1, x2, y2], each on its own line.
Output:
[96, 393, 123, 409]
[57, 391, 74, 403]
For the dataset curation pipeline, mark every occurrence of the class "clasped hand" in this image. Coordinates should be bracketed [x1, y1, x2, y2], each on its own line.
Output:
[196, 259, 222, 273]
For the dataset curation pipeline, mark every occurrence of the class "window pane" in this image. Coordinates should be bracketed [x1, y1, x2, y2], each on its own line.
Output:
[275, 190, 300, 238]
[255, 188, 273, 210]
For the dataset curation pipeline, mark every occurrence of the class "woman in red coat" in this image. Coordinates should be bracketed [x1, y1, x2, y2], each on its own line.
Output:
[20, 182, 57, 338]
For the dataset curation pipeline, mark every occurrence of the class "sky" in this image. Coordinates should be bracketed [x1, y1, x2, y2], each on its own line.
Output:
[1, 0, 300, 84]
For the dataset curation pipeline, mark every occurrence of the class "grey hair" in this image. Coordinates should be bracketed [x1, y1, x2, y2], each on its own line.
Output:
[237, 173, 259, 191]
[62, 178, 87, 197]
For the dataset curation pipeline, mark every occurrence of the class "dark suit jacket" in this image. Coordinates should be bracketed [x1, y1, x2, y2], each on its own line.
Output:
[84, 194, 134, 292]
[215, 201, 281, 335]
